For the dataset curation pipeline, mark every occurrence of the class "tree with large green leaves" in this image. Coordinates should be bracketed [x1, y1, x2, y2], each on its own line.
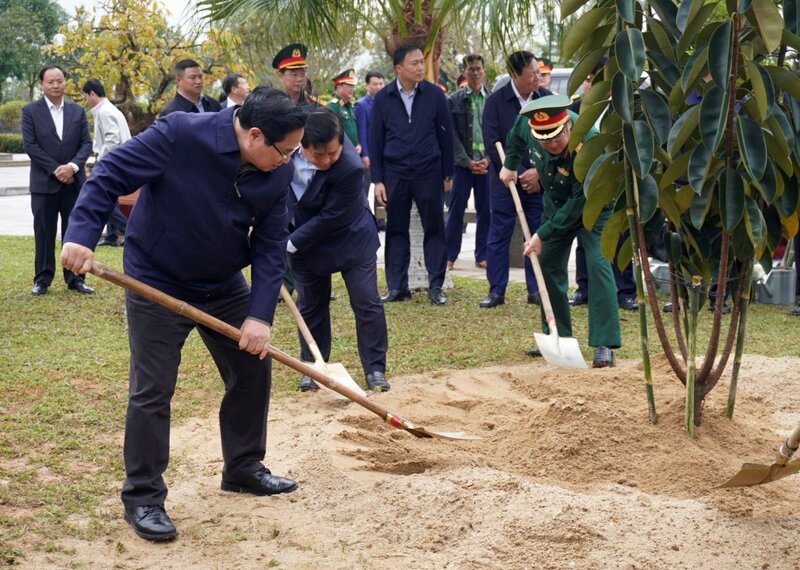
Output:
[562, 0, 800, 434]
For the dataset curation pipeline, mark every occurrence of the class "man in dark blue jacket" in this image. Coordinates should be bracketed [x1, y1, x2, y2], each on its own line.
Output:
[60, 87, 306, 542]
[288, 109, 389, 392]
[369, 44, 455, 305]
[480, 51, 551, 308]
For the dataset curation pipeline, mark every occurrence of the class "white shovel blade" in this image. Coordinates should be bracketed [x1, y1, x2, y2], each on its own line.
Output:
[313, 361, 366, 399]
[534, 332, 587, 369]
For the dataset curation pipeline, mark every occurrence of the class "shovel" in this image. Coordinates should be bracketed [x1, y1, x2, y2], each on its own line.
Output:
[717, 422, 800, 488]
[89, 262, 479, 441]
[279, 285, 366, 399]
[495, 142, 587, 369]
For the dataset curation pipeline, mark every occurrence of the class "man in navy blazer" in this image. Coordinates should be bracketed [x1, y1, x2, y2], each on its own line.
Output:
[22, 64, 93, 295]
[288, 108, 389, 392]
[369, 44, 454, 305]
[61, 87, 306, 542]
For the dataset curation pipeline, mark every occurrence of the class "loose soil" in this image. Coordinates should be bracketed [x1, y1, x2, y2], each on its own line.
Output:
[23, 355, 800, 569]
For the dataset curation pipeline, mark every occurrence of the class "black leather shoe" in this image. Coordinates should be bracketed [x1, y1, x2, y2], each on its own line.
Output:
[524, 347, 543, 358]
[708, 302, 731, 315]
[592, 346, 614, 368]
[124, 505, 177, 541]
[221, 467, 298, 496]
[527, 292, 542, 305]
[427, 287, 446, 305]
[479, 292, 505, 308]
[366, 371, 390, 392]
[298, 375, 319, 392]
[569, 291, 588, 306]
[31, 283, 48, 296]
[381, 288, 412, 303]
[97, 236, 121, 247]
[68, 280, 95, 295]
[663, 302, 673, 313]
[791, 305, 800, 316]
[619, 297, 638, 311]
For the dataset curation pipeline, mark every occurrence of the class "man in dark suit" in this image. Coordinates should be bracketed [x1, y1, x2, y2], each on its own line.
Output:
[369, 44, 454, 305]
[159, 59, 222, 116]
[22, 64, 93, 296]
[479, 51, 551, 309]
[288, 109, 389, 392]
[61, 87, 306, 542]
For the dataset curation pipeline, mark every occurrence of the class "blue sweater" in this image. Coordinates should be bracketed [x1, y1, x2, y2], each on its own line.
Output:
[368, 79, 454, 182]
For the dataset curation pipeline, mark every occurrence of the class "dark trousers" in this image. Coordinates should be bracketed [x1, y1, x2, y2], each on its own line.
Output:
[384, 176, 447, 290]
[445, 165, 489, 264]
[292, 256, 387, 376]
[30, 188, 81, 287]
[121, 283, 271, 507]
[106, 203, 128, 236]
[485, 184, 542, 296]
[575, 234, 636, 301]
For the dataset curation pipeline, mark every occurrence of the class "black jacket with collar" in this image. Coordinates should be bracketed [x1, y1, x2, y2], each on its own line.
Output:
[159, 92, 221, 117]
[448, 85, 488, 168]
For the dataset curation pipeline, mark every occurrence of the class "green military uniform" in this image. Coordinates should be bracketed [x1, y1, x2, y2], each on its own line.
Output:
[327, 69, 359, 147]
[503, 96, 621, 350]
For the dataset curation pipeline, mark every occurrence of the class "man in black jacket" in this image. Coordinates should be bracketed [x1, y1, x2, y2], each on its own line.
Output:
[445, 54, 490, 271]
[160, 59, 221, 117]
[22, 64, 93, 295]
[288, 109, 389, 392]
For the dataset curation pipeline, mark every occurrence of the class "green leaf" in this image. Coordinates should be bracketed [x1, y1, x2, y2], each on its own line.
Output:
[574, 134, 615, 182]
[623, 120, 655, 179]
[719, 167, 744, 230]
[583, 23, 616, 54]
[770, 106, 795, 151]
[584, 157, 624, 230]
[580, 80, 612, 109]
[561, 0, 592, 20]
[680, 46, 708, 94]
[660, 151, 692, 190]
[676, 3, 719, 55]
[584, 152, 615, 197]
[668, 78, 686, 115]
[611, 72, 633, 123]
[747, 0, 784, 52]
[647, 50, 681, 85]
[645, 17, 677, 62]
[744, 195, 766, 247]
[690, 184, 714, 229]
[668, 105, 700, 157]
[778, 174, 799, 216]
[563, 7, 613, 62]
[736, 115, 767, 181]
[568, 48, 608, 97]
[699, 86, 729, 153]
[616, 0, 635, 23]
[616, 235, 633, 271]
[781, 29, 800, 53]
[746, 59, 768, 122]
[687, 144, 712, 193]
[763, 205, 783, 251]
[639, 89, 672, 145]
[600, 209, 628, 261]
[708, 20, 732, 91]
[676, 0, 704, 33]
[570, 101, 609, 152]
[666, 230, 682, 266]
[786, 0, 800, 35]
[732, 219, 754, 259]
[650, 0, 680, 35]
[763, 123, 793, 175]
[614, 28, 646, 82]
[660, 188, 684, 226]
[637, 174, 660, 222]
[754, 161, 778, 204]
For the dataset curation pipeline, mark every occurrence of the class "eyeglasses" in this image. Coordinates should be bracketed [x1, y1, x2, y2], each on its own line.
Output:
[272, 143, 299, 161]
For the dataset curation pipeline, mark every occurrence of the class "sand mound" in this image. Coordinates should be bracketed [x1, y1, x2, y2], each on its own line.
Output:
[26, 355, 800, 569]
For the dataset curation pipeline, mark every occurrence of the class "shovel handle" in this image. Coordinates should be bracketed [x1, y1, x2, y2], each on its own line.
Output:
[777, 422, 800, 465]
[88, 262, 391, 421]
[279, 285, 326, 366]
[495, 142, 559, 335]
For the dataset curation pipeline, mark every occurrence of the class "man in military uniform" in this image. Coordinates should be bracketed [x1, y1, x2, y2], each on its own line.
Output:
[500, 95, 619, 367]
[327, 69, 361, 154]
[272, 43, 318, 108]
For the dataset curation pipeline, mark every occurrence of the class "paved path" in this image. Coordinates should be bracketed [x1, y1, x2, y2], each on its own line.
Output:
[0, 160, 576, 288]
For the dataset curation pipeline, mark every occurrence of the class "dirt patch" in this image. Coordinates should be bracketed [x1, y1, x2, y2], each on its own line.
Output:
[21, 355, 800, 569]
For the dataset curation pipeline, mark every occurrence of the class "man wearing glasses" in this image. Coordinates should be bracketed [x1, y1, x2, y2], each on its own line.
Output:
[61, 87, 307, 542]
[500, 95, 620, 368]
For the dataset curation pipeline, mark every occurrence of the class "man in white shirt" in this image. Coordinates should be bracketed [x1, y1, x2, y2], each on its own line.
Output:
[81, 79, 132, 247]
[21, 64, 93, 295]
[221, 73, 251, 108]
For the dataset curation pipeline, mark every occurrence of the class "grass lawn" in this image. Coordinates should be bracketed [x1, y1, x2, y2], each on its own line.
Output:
[1, 234, 798, 563]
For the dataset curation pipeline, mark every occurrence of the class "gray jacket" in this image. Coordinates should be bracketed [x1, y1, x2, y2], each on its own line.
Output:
[448, 85, 488, 169]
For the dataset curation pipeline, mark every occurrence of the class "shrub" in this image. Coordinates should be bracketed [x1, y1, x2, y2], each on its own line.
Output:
[0, 134, 24, 153]
[0, 101, 26, 133]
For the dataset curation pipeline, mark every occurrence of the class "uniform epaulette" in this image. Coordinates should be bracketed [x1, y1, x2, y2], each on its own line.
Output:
[575, 142, 584, 154]
[330, 97, 339, 105]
